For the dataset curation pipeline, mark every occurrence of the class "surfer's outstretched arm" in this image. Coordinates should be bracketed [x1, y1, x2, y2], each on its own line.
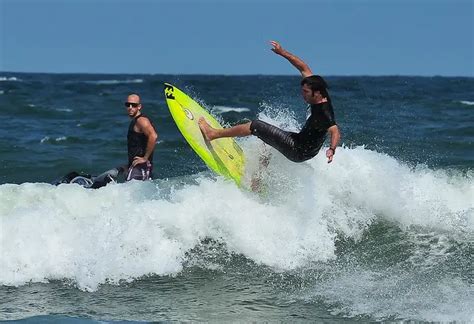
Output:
[270, 40, 313, 78]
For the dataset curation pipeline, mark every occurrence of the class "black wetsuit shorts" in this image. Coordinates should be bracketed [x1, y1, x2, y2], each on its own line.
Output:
[250, 120, 317, 162]
[126, 161, 153, 181]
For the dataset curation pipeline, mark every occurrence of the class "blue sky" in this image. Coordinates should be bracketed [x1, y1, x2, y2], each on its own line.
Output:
[1, 0, 473, 76]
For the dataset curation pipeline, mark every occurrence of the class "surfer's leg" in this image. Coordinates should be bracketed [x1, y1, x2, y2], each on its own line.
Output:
[249, 120, 303, 162]
[251, 144, 272, 192]
[198, 117, 251, 141]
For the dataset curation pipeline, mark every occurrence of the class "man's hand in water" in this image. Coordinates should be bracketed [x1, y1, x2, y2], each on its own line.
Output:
[132, 156, 148, 167]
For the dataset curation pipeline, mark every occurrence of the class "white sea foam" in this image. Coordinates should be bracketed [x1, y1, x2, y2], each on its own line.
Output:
[459, 100, 474, 105]
[0, 145, 472, 289]
[0, 76, 21, 82]
[40, 136, 67, 143]
[55, 108, 73, 112]
[40, 136, 50, 143]
[212, 105, 251, 113]
[253, 107, 473, 235]
[0, 142, 472, 321]
[303, 265, 473, 322]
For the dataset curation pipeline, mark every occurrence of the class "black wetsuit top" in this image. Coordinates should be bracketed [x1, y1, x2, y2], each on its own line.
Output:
[127, 114, 155, 167]
[250, 101, 336, 162]
[296, 101, 337, 158]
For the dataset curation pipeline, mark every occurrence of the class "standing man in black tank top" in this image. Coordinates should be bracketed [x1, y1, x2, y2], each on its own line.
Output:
[124, 94, 158, 181]
[199, 40, 341, 163]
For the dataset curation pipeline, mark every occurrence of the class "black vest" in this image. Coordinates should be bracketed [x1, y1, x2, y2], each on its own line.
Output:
[127, 115, 154, 166]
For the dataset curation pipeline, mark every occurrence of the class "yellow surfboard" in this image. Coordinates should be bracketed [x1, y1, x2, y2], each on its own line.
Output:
[164, 83, 245, 186]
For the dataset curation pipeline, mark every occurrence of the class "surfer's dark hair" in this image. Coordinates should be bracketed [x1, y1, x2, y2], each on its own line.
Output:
[301, 75, 330, 99]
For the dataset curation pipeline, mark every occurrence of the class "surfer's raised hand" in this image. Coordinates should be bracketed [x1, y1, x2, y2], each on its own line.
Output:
[270, 40, 313, 77]
[270, 40, 285, 55]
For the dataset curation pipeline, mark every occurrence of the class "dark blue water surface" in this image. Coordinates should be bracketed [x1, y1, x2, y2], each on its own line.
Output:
[0, 73, 472, 323]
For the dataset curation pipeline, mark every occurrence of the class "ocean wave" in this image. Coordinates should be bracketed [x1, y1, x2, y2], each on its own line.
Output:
[0, 76, 21, 82]
[303, 263, 473, 322]
[40, 136, 68, 143]
[0, 145, 472, 293]
[1, 74, 472, 322]
[459, 100, 474, 106]
[55, 108, 73, 113]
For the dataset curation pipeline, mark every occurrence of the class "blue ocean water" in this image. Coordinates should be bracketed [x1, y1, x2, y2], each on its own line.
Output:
[0, 73, 473, 322]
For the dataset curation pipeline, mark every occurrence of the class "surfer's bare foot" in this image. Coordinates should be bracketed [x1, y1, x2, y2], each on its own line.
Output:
[198, 117, 218, 141]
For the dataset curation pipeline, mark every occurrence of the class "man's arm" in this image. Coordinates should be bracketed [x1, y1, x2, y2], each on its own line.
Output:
[326, 125, 340, 163]
[270, 40, 313, 78]
[132, 118, 158, 167]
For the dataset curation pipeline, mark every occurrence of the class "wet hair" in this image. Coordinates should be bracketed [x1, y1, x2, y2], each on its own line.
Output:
[301, 75, 330, 100]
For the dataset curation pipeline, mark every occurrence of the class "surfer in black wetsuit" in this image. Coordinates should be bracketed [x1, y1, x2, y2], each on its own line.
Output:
[199, 40, 340, 163]
[124, 94, 158, 180]
[52, 167, 124, 188]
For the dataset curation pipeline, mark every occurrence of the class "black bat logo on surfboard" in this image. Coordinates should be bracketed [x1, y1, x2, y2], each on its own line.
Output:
[164, 85, 175, 99]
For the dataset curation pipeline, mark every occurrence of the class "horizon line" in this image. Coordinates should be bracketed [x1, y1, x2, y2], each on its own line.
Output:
[1, 70, 473, 78]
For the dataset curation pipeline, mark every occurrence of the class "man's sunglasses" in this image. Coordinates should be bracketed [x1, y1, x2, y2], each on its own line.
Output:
[125, 102, 140, 108]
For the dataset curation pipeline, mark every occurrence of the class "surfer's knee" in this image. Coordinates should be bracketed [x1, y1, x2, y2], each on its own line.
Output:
[249, 120, 260, 134]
